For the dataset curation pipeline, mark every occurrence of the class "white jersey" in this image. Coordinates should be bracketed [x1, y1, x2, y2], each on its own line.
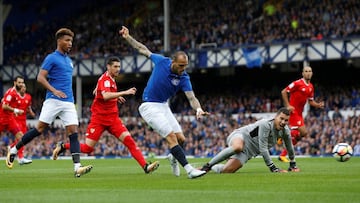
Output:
[227, 118, 294, 166]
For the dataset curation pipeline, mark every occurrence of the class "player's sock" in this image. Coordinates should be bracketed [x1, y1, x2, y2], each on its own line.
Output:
[123, 136, 146, 167]
[291, 129, 300, 145]
[14, 137, 24, 159]
[69, 133, 80, 164]
[64, 143, 70, 149]
[80, 143, 94, 154]
[280, 149, 288, 156]
[170, 145, 188, 167]
[64, 142, 94, 154]
[17, 146, 24, 159]
[208, 147, 235, 166]
[16, 128, 41, 149]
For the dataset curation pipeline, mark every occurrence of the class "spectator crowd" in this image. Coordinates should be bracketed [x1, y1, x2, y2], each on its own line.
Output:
[3, 0, 360, 65]
[1, 84, 360, 159]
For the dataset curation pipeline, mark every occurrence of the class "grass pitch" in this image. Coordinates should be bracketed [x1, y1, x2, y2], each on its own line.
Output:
[0, 157, 359, 203]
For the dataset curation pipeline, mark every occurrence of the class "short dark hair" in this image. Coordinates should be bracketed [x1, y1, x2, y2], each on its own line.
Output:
[277, 107, 290, 116]
[14, 75, 24, 82]
[55, 28, 74, 40]
[106, 56, 121, 65]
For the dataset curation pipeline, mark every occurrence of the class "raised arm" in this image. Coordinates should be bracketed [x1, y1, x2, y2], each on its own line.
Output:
[119, 26, 152, 58]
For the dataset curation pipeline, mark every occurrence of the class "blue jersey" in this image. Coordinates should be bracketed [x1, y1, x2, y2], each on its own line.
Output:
[41, 50, 74, 103]
[143, 54, 192, 103]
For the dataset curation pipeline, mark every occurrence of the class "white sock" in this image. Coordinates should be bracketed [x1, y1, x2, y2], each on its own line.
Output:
[10, 147, 18, 154]
[184, 164, 194, 173]
[211, 164, 225, 173]
[74, 163, 81, 171]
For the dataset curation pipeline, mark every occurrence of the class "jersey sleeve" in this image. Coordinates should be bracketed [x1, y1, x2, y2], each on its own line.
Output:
[97, 78, 111, 92]
[181, 75, 193, 92]
[286, 81, 296, 92]
[3, 91, 13, 105]
[150, 53, 167, 66]
[41, 54, 53, 71]
[258, 122, 273, 166]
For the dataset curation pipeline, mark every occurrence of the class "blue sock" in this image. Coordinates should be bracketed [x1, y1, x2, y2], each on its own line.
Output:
[69, 133, 80, 163]
[170, 145, 188, 167]
[16, 128, 41, 149]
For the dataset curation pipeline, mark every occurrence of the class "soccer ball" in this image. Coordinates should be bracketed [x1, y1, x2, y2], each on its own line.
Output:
[332, 143, 353, 162]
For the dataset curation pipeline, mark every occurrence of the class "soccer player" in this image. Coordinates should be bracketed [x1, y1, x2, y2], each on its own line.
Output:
[0, 76, 31, 165]
[16, 84, 36, 125]
[6, 28, 93, 177]
[52, 56, 159, 174]
[200, 107, 300, 174]
[119, 26, 209, 179]
[13, 84, 36, 164]
[278, 66, 324, 162]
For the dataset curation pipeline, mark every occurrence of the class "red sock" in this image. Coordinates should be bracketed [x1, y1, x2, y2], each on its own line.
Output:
[80, 143, 94, 154]
[64, 143, 93, 154]
[12, 139, 25, 159]
[280, 148, 288, 156]
[64, 143, 70, 149]
[281, 129, 300, 156]
[291, 129, 300, 145]
[123, 136, 146, 168]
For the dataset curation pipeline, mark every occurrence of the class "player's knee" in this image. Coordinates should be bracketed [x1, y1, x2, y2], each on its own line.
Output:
[231, 139, 244, 153]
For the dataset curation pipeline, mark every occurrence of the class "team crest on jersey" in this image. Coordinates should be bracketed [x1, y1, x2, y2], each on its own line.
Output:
[90, 128, 95, 134]
[171, 78, 180, 86]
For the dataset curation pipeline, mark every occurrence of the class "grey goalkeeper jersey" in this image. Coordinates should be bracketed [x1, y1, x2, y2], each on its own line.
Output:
[227, 118, 295, 166]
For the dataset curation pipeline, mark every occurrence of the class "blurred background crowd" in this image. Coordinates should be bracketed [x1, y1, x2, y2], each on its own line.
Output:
[1, 0, 360, 159]
[3, 0, 360, 65]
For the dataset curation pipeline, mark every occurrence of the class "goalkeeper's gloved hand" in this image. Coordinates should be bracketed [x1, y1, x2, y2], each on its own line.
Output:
[288, 161, 300, 172]
[268, 163, 287, 173]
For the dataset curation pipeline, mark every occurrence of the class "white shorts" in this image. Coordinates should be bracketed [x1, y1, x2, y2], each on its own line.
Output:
[39, 98, 79, 126]
[138, 102, 182, 138]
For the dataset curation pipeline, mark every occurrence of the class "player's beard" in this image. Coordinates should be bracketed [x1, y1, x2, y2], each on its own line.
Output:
[15, 84, 22, 91]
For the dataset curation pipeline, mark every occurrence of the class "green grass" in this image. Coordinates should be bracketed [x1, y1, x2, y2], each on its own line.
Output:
[0, 157, 359, 203]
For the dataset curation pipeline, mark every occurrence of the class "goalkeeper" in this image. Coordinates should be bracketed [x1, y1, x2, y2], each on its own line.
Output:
[201, 107, 300, 174]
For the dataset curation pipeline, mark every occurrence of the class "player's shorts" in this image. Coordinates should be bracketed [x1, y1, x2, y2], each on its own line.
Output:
[86, 116, 128, 141]
[39, 98, 78, 126]
[0, 116, 22, 135]
[14, 119, 27, 134]
[289, 112, 304, 128]
[226, 132, 250, 165]
[139, 102, 182, 138]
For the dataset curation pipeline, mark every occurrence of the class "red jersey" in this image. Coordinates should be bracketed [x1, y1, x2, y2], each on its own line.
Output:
[0, 87, 19, 117]
[15, 93, 33, 121]
[0, 87, 22, 135]
[286, 78, 314, 116]
[91, 71, 118, 117]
